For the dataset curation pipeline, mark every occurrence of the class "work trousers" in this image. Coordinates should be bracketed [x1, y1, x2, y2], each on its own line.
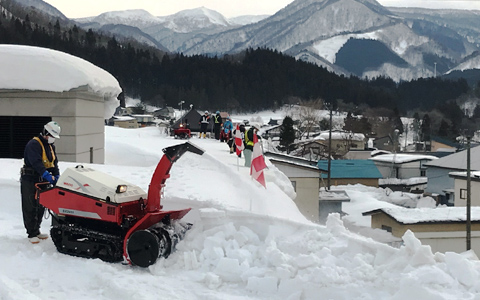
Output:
[214, 124, 221, 139]
[244, 149, 252, 167]
[20, 177, 45, 238]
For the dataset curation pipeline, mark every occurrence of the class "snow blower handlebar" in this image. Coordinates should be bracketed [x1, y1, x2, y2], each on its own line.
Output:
[146, 142, 205, 212]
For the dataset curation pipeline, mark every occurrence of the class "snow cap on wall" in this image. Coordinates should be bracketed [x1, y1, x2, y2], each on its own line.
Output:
[0, 45, 122, 97]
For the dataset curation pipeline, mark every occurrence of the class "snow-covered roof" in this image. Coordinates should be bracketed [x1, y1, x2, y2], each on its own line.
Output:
[0, 45, 121, 97]
[319, 131, 365, 141]
[369, 153, 438, 164]
[379, 177, 427, 186]
[112, 116, 136, 121]
[364, 207, 480, 224]
[449, 171, 480, 180]
[425, 145, 480, 171]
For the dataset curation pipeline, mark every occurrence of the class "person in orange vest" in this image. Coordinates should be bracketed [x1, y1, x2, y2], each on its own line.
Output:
[20, 121, 61, 244]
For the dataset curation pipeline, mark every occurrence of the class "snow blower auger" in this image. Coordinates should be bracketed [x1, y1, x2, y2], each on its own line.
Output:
[36, 141, 204, 267]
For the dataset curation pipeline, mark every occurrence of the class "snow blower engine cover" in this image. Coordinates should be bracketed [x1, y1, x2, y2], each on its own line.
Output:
[56, 166, 147, 203]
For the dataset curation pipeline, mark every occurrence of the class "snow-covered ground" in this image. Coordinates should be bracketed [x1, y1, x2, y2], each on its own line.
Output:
[1, 126, 480, 300]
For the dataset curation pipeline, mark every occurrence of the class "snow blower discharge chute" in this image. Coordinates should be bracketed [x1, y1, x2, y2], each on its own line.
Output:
[36, 142, 204, 267]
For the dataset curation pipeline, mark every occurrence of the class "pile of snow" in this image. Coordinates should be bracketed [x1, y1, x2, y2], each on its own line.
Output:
[1, 126, 480, 299]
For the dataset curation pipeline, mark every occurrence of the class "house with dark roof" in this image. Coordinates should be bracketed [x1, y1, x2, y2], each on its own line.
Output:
[172, 109, 212, 133]
[430, 135, 462, 152]
[425, 145, 480, 205]
[372, 135, 398, 152]
[317, 160, 383, 187]
[153, 107, 175, 120]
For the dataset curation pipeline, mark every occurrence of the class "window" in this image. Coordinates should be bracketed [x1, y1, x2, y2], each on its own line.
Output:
[381, 225, 392, 233]
[460, 188, 467, 199]
[291, 181, 296, 192]
[420, 170, 426, 176]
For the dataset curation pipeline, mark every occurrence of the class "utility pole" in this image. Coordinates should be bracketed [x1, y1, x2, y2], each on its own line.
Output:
[434, 62, 437, 78]
[467, 136, 471, 250]
[327, 105, 332, 190]
[178, 100, 185, 125]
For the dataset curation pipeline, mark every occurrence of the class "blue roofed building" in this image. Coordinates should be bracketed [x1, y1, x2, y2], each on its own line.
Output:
[317, 160, 383, 187]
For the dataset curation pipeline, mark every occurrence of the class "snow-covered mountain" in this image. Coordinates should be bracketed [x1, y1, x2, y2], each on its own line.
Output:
[21, 0, 480, 82]
[75, 7, 266, 52]
[75, 9, 163, 30]
[13, 0, 67, 20]
[179, 0, 479, 81]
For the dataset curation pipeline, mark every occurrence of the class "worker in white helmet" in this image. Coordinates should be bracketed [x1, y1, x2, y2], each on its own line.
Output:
[20, 121, 61, 244]
[198, 111, 210, 138]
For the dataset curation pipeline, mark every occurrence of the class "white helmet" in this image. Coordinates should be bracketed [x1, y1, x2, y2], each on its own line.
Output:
[44, 121, 61, 138]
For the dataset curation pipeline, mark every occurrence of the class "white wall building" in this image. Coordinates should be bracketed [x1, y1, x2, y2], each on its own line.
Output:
[0, 45, 121, 163]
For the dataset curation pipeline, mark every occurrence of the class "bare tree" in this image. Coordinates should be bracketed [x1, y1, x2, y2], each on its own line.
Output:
[297, 99, 324, 139]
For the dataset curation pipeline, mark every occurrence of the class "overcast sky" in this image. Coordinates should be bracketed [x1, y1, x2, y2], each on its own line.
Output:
[42, 0, 480, 19]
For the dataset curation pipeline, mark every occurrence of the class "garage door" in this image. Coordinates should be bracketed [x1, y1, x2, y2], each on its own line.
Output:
[0, 116, 51, 159]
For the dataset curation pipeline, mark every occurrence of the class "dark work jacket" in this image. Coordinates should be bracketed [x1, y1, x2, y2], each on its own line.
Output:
[199, 115, 210, 124]
[214, 114, 222, 124]
[23, 134, 59, 181]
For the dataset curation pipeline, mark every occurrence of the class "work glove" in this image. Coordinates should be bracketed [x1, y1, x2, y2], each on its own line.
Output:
[54, 175, 60, 184]
[42, 170, 55, 184]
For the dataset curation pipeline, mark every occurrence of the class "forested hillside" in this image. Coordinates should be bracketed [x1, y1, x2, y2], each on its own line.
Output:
[1, 0, 480, 141]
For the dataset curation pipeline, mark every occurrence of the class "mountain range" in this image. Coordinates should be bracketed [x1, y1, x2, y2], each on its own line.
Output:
[13, 0, 480, 82]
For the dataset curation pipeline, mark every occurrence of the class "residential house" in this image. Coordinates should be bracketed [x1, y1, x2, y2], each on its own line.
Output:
[219, 112, 230, 124]
[172, 109, 210, 133]
[317, 131, 366, 158]
[450, 170, 480, 207]
[369, 154, 438, 179]
[430, 135, 461, 153]
[261, 124, 283, 139]
[109, 116, 138, 128]
[266, 152, 322, 223]
[153, 107, 175, 120]
[268, 118, 279, 126]
[425, 146, 480, 205]
[372, 135, 398, 152]
[295, 139, 327, 161]
[317, 160, 383, 187]
[131, 114, 156, 127]
[363, 207, 480, 254]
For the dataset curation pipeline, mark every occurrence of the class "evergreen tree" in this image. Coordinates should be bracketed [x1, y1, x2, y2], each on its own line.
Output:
[438, 119, 449, 137]
[421, 114, 431, 142]
[279, 116, 296, 154]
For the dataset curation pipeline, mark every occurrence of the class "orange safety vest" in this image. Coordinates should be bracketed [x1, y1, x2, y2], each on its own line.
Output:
[33, 137, 56, 169]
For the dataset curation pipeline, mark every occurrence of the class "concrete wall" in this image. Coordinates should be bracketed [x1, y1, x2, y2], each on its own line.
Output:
[290, 177, 320, 222]
[270, 161, 321, 223]
[0, 87, 106, 163]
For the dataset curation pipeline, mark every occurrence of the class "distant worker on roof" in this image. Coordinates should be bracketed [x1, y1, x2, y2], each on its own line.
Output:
[199, 111, 210, 138]
[214, 111, 223, 140]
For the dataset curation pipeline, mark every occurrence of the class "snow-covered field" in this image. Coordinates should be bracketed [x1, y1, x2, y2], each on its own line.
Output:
[1, 126, 480, 300]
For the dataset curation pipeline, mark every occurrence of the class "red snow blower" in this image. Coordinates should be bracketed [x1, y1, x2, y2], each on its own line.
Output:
[36, 142, 204, 267]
